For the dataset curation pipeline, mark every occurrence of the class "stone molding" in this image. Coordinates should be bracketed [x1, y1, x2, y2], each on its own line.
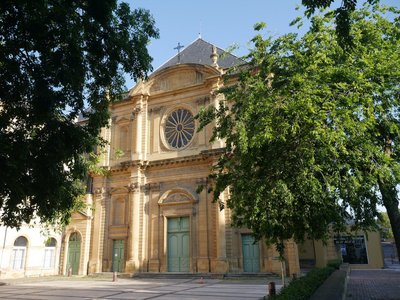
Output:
[144, 182, 161, 193]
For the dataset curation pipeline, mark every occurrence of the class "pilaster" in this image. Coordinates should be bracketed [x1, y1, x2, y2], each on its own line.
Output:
[88, 187, 107, 273]
[196, 178, 210, 272]
[146, 183, 161, 272]
[125, 182, 140, 273]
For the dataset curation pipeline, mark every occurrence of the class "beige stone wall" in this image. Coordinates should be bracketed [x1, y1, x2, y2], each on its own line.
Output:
[74, 63, 301, 276]
[62, 220, 91, 275]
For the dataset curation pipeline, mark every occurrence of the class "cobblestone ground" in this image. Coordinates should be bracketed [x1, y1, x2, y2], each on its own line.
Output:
[346, 269, 400, 300]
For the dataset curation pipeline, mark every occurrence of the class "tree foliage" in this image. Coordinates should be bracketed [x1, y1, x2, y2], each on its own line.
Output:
[377, 212, 394, 239]
[198, 3, 400, 256]
[0, 0, 158, 227]
[301, 0, 380, 48]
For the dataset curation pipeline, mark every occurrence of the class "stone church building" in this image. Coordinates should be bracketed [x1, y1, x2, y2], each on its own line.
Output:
[59, 38, 308, 277]
[59, 38, 302, 276]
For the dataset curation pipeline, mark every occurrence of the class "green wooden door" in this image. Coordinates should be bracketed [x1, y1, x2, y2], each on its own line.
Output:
[112, 240, 125, 272]
[67, 232, 81, 275]
[167, 217, 189, 272]
[242, 234, 260, 272]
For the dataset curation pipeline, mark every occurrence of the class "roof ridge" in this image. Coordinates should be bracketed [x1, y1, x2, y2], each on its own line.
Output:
[153, 37, 244, 73]
[153, 37, 205, 73]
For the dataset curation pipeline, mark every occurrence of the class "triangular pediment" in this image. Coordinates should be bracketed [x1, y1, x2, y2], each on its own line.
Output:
[71, 210, 90, 220]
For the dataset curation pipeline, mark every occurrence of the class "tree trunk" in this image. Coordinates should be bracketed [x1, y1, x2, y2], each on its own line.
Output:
[379, 181, 400, 262]
[276, 241, 286, 286]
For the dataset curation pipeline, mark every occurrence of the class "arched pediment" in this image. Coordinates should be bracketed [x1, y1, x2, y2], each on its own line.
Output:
[129, 64, 220, 96]
[114, 116, 130, 124]
[158, 188, 198, 206]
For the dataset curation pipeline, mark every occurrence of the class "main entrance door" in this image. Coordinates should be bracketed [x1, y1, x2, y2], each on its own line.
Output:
[242, 234, 260, 272]
[167, 217, 189, 272]
[67, 232, 81, 275]
[112, 240, 125, 272]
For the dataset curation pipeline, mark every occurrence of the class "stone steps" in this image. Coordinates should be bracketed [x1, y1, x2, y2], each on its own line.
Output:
[131, 272, 216, 279]
[89, 272, 279, 280]
[130, 272, 278, 279]
[224, 272, 278, 278]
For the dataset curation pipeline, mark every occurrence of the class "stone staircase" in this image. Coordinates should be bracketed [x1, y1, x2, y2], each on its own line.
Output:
[88, 271, 279, 280]
[131, 272, 278, 280]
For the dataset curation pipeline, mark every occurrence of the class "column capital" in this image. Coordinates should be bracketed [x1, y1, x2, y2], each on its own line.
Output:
[126, 182, 140, 193]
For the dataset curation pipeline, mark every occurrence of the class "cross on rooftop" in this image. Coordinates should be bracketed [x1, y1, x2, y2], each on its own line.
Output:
[174, 42, 184, 63]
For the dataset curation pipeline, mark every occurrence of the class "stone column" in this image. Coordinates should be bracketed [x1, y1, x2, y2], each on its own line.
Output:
[88, 188, 106, 274]
[213, 190, 228, 273]
[82, 194, 93, 275]
[147, 183, 161, 272]
[125, 182, 139, 273]
[196, 178, 210, 272]
[135, 99, 144, 160]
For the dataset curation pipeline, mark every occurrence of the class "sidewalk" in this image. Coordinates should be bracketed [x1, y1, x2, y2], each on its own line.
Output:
[0, 275, 284, 300]
[346, 269, 400, 300]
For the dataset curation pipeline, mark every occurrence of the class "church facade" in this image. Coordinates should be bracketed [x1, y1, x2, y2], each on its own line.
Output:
[60, 38, 302, 276]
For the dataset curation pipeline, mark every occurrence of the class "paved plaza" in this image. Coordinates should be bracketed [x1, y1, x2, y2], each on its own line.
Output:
[0, 277, 280, 300]
[346, 269, 400, 300]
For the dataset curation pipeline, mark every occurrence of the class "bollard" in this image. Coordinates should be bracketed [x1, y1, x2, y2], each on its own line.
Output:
[113, 271, 117, 282]
[268, 281, 276, 297]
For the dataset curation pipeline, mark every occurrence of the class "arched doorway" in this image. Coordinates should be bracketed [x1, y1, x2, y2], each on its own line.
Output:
[67, 232, 81, 275]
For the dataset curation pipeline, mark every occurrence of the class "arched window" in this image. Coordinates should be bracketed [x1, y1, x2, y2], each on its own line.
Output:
[43, 238, 57, 269]
[12, 236, 28, 270]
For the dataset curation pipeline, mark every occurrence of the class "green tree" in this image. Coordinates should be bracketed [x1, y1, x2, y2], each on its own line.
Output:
[377, 212, 394, 239]
[198, 4, 400, 259]
[0, 0, 158, 227]
[302, 0, 380, 48]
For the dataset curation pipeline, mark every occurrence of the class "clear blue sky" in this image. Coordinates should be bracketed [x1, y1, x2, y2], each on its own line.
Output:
[125, 0, 398, 88]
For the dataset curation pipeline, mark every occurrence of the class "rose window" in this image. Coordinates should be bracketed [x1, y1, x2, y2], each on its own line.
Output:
[165, 108, 195, 149]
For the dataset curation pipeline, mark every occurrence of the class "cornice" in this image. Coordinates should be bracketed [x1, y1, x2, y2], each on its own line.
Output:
[106, 148, 225, 172]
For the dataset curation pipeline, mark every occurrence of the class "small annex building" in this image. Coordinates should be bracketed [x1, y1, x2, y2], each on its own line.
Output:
[0, 224, 61, 278]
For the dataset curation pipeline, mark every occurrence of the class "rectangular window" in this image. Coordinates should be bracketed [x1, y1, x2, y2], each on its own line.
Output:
[12, 248, 25, 270]
[43, 248, 55, 269]
[334, 235, 369, 264]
